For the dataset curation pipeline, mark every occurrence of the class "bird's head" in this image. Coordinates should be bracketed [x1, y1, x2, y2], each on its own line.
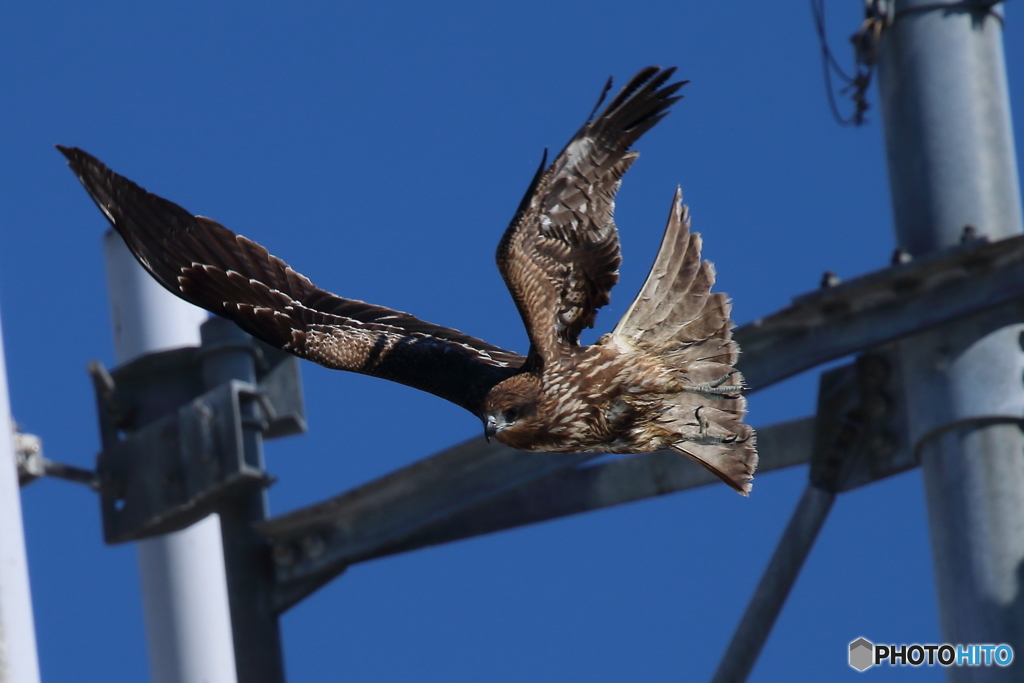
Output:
[482, 374, 543, 449]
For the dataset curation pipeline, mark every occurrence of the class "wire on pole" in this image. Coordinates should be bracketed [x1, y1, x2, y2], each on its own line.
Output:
[809, 0, 889, 126]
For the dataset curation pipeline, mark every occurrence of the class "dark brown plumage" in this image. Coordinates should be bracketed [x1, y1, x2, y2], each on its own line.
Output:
[59, 66, 757, 494]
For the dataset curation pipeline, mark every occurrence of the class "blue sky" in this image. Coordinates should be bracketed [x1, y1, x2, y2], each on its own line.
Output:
[3, 1, 1023, 681]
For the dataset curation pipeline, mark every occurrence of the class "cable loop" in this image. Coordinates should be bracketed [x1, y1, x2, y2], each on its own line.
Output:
[812, 0, 1006, 127]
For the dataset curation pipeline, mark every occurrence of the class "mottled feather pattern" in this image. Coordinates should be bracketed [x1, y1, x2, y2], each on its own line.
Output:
[60, 66, 757, 494]
[57, 145, 523, 413]
[497, 67, 685, 360]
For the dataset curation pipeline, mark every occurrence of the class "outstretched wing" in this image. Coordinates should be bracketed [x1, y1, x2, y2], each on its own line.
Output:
[59, 146, 524, 415]
[496, 66, 686, 364]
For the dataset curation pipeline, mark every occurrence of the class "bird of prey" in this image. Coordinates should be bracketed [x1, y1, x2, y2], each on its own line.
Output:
[59, 66, 757, 494]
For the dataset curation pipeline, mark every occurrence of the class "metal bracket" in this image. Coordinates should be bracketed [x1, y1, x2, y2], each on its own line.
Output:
[811, 347, 912, 493]
[710, 347, 912, 682]
[98, 380, 269, 543]
[912, 415, 1024, 464]
[89, 337, 306, 544]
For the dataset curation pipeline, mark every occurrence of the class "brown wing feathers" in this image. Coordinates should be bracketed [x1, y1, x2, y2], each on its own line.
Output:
[497, 67, 686, 361]
[57, 145, 523, 414]
[59, 69, 755, 493]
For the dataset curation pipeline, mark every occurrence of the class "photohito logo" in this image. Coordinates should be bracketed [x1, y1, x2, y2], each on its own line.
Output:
[848, 637, 1013, 671]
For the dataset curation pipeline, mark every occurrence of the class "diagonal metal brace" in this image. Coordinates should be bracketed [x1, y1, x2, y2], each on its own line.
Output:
[710, 346, 912, 682]
[710, 483, 836, 683]
[263, 417, 815, 613]
[263, 441, 603, 612]
[327, 417, 816, 568]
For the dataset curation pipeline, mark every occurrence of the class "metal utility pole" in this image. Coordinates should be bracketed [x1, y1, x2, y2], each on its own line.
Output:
[0, 308, 41, 683]
[103, 232, 238, 683]
[877, 1, 1024, 677]
[200, 318, 287, 683]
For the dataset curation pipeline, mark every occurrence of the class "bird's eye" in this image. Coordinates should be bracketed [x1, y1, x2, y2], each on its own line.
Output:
[504, 407, 520, 423]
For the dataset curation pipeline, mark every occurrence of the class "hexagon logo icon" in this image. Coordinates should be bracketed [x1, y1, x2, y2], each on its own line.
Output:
[849, 637, 874, 671]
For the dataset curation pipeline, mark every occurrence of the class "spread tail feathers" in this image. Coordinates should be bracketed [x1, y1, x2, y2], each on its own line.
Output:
[617, 188, 757, 494]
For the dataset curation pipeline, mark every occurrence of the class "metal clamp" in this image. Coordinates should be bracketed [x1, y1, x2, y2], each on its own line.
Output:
[88, 334, 306, 544]
[810, 348, 911, 493]
[912, 415, 1024, 464]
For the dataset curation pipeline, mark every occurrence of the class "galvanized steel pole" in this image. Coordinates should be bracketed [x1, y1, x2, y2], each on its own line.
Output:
[103, 232, 238, 683]
[877, 2, 1024, 677]
[0, 308, 41, 683]
[200, 317, 287, 683]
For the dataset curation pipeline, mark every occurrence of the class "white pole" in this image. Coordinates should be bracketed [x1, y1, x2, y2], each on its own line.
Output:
[0, 307, 41, 683]
[103, 231, 238, 683]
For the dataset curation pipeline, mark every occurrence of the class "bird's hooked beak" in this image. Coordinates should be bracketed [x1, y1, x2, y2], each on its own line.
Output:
[484, 415, 498, 443]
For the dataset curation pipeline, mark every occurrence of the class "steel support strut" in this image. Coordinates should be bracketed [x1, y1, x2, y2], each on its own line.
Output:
[710, 484, 835, 683]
